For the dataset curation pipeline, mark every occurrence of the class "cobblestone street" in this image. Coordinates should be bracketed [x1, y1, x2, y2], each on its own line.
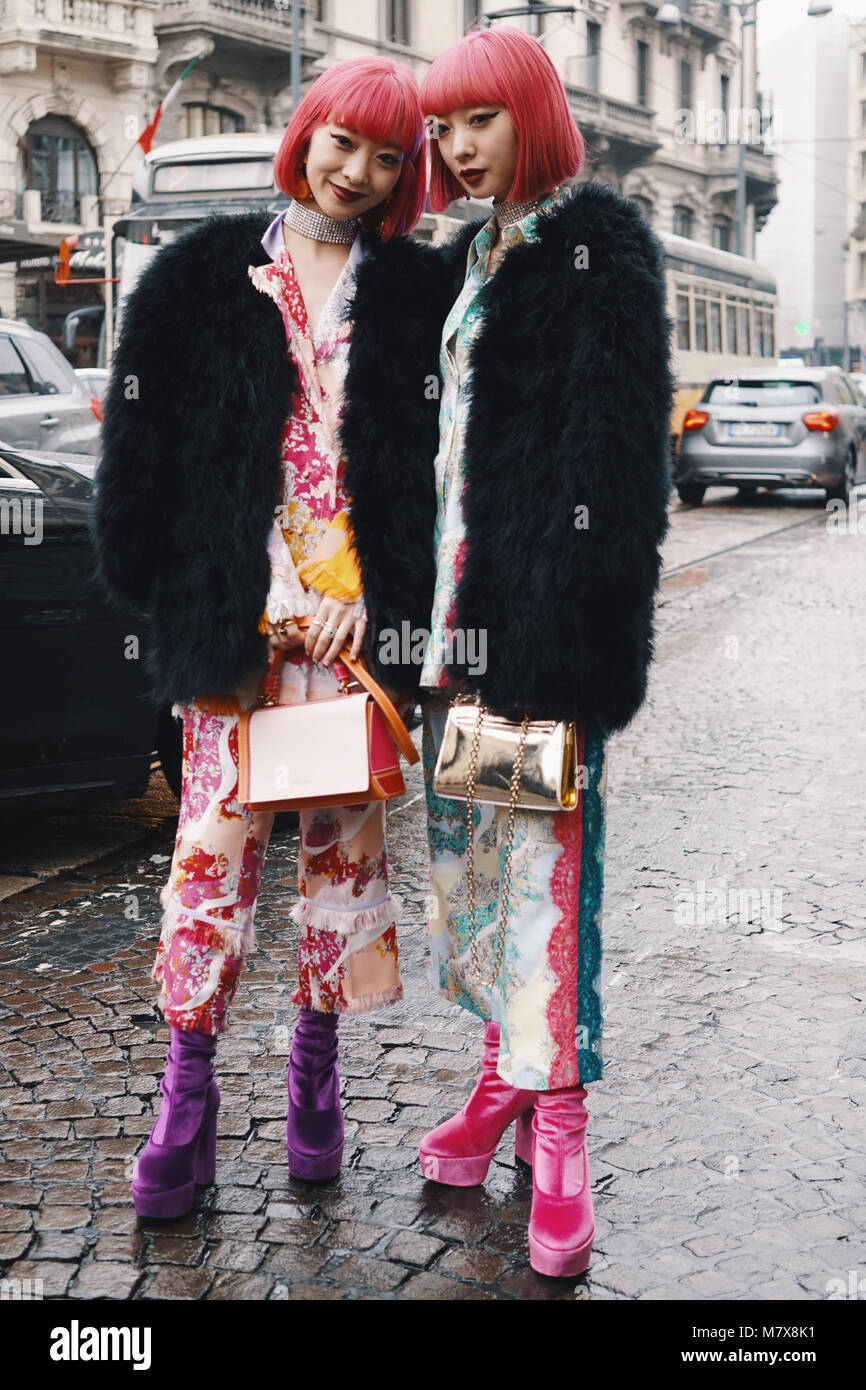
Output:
[1, 493, 865, 1301]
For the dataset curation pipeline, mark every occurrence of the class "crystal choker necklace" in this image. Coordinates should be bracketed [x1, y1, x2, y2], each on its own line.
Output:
[283, 197, 359, 244]
[493, 196, 539, 229]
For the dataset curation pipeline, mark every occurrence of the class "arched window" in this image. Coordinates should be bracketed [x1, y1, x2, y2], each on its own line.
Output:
[673, 204, 694, 238]
[16, 115, 98, 223]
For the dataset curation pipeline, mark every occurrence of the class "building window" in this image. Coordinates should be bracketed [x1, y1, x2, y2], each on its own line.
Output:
[709, 298, 723, 352]
[861, 51, 866, 82]
[386, 0, 411, 46]
[673, 205, 694, 238]
[464, 0, 481, 29]
[637, 41, 650, 107]
[712, 216, 732, 252]
[861, 100, 866, 135]
[859, 252, 866, 288]
[676, 291, 691, 350]
[15, 115, 99, 224]
[630, 194, 653, 221]
[184, 105, 245, 138]
[720, 73, 729, 143]
[680, 60, 693, 113]
[586, 20, 601, 90]
[861, 150, 866, 184]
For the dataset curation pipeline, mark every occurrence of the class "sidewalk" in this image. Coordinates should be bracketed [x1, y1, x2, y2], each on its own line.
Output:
[1, 514, 865, 1299]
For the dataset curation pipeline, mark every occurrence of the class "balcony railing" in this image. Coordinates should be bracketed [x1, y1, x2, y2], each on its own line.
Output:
[156, 0, 296, 27]
[675, 0, 732, 38]
[2, 0, 155, 52]
[15, 188, 91, 224]
[565, 85, 658, 141]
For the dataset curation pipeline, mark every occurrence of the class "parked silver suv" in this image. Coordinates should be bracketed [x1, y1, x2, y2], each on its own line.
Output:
[0, 317, 100, 455]
[675, 366, 865, 506]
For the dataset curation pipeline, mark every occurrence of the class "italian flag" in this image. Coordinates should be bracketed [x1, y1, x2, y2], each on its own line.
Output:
[138, 54, 205, 154]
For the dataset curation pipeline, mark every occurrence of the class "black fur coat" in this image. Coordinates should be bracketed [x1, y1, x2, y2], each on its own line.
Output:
[348, 180, 676, 733]
[91, 211, 448, 708]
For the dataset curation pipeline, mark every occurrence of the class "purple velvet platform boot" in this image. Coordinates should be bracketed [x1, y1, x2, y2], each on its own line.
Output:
[286, 1008, 344, 1181]
[131, 1026, 220, 1219]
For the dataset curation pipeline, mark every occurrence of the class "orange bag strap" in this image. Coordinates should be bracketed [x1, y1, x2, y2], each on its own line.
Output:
[260, 617, 420, 766]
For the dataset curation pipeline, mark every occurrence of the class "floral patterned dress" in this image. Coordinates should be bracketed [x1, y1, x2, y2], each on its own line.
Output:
[421, 186, 607, 1090]
[151, 216, 402, 1035]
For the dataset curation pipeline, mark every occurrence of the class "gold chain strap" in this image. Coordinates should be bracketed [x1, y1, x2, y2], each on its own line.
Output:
[460, 696, 530, 990]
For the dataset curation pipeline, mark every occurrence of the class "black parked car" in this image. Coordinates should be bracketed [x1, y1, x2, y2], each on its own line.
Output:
[0, 443, 182, 808]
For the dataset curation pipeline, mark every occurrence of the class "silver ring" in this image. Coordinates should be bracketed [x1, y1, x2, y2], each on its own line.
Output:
[308, 618, 324, 628]
[323, 622, 337, 638]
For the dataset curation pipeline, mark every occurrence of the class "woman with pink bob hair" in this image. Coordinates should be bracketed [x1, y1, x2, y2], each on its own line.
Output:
[94, 57, 450, 1215]
[408, 28, 676, 1280]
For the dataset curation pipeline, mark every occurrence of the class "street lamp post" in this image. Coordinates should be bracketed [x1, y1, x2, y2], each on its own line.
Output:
[657, 2, 833, 258]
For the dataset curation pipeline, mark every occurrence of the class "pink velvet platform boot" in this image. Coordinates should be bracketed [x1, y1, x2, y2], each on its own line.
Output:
[131, 1026, 220, 1220]
[527, 1085, 595, 1277]
[418, 1021, 537, 1185]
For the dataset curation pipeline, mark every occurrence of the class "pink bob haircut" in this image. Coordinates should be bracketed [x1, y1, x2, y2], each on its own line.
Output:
[273, 58, 427, 240]
[420, 27, 585, 213]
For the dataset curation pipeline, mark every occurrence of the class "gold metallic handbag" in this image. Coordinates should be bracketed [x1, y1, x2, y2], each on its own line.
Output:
[432, 696, 579, 989]
[432, 696, 579, 812]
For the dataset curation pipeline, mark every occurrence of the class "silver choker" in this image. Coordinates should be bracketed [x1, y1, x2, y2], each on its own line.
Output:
[283, 198, 359, 244]
[493, 197, 539, 229]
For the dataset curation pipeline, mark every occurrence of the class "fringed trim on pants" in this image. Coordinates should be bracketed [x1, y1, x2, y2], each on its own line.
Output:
[289, 890, 402, 937]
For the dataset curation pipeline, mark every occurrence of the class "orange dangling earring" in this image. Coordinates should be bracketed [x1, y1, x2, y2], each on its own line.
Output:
[379, 189, 396, 234]
[297, 159, 312, 201]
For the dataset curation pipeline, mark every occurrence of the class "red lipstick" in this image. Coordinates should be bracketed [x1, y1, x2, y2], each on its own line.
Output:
[330, 182, 364, 203]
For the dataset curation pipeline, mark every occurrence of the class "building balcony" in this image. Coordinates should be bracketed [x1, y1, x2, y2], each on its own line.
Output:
[704, 140, 779, 227]
[0, 0, 158, 70]
[154, 0, 324, 67]
[620, 0, 732, 60]
[565, 85, 662, 179]
[670, 0, 732, 41]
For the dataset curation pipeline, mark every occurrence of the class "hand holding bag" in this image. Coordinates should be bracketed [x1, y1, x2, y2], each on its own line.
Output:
[237, 619, 419, 812]
[432, 695, 579, 989]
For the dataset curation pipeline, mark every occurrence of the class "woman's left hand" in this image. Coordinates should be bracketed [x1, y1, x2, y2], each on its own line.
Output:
[304, 596, 367, 666]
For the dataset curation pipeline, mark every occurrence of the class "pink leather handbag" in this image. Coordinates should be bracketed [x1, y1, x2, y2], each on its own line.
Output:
[237, 623, 419, 812]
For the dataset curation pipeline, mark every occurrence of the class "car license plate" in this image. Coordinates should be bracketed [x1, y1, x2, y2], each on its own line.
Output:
[728, 422, 781, 437]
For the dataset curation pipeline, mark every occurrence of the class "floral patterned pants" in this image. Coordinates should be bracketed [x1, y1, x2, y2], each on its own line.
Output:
[153, 653, 402, 1035]
[421, 702, 607, 1091]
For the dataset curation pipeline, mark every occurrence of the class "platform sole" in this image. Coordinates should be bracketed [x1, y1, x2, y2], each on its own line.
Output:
[528, 1228, 594, 1278]
[286, 1141, 344, 1181]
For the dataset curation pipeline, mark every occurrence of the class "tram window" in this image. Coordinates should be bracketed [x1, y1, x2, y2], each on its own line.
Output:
[760, 309, 774, 357]
[726, 302, 737, 354]
[694, 297, 708, 352]
[737, 302, 751, 355]
[709, 299, 722, 352]
[676, 292, 691, 350]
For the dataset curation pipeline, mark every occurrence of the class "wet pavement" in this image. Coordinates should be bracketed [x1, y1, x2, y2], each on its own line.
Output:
[1, 490, 865, 1301]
